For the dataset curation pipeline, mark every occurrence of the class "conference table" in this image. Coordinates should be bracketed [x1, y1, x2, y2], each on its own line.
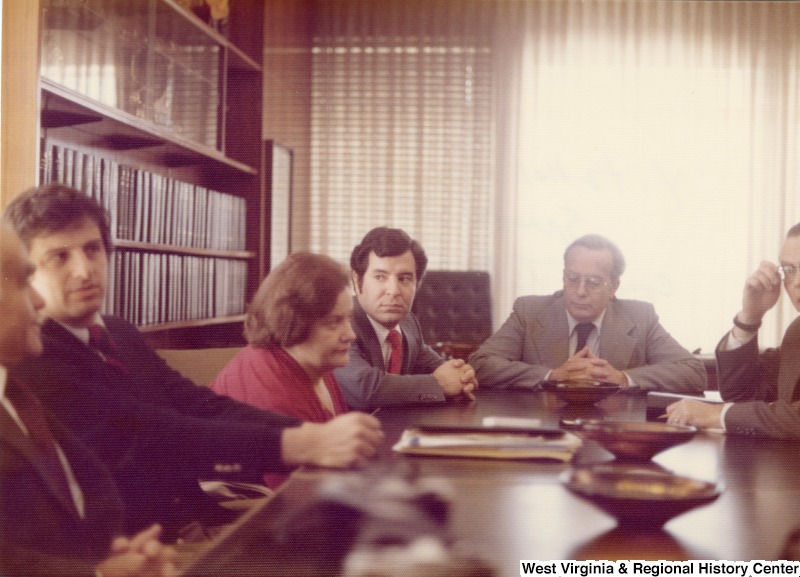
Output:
[182, 389, 800, 577]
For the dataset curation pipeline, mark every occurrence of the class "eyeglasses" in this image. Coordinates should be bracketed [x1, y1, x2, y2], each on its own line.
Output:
[563, 272, 611, 293]
[779, 263, 800, 281]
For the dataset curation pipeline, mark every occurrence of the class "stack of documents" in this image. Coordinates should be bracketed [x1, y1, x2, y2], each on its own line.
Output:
[393, 424, 582, 462]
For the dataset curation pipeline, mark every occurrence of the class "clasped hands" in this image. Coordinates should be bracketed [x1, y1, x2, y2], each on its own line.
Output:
[433, 358, 479, 401]
[550, 347, 628, 387]
[95, 524, 177, 577]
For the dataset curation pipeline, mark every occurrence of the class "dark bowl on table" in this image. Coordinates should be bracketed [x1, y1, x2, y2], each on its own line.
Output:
[541, 379, 621, 405]
[562, 465, 722, 529]
[576, 420, 696, 461]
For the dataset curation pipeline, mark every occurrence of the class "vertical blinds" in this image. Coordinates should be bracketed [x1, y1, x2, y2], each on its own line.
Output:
[308, 0, 495, 270]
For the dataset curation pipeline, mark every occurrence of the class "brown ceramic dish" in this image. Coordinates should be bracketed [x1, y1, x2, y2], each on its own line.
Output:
[562, 465, 721, 529]
[540, 379, 622, 405]
[576, 420, 696, 461]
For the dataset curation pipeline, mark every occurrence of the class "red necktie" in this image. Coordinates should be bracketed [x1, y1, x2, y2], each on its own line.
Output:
[6, 378, 79, 517]
[88, 324, 128, 374]
[386, 331, 403, 374]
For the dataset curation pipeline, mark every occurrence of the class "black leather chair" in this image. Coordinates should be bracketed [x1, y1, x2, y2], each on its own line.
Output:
[411, 270, 493, 360]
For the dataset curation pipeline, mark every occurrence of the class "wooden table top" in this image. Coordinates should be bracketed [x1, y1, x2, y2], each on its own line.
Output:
[182, 389, 800, 577]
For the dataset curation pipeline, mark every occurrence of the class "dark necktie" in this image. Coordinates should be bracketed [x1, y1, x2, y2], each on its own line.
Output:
[386, 330, 403, 374]
[5, 378, 79, 517]
[88, 324, 128, 374]
[575, 322, 595, 352]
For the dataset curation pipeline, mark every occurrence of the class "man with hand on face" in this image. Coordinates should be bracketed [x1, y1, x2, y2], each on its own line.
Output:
[667, 224, 800, 438]
[470, 234, 706, 393]
[334, 227, 478, 409]
[0, 223, 176, 577]
[3, 184, 383, 541]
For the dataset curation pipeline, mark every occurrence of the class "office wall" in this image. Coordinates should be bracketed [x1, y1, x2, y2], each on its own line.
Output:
[263, 0, 314, 253]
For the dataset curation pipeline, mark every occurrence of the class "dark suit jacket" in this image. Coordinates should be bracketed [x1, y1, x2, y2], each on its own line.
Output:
[334, 299, 446, 409]
[469, 293, 707, 393]
[718, 316, 800, 438]
[0, 388, 124, 577]
[11, 316, 301, 538]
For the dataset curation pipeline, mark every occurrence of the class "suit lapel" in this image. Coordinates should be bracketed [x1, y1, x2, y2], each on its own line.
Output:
[531, 298, 570, 366]
[43, 320, 97, 364]
[0, 402, 80, 518]
[778, 318, 800, 402]
[43, 319, 122, 380]
[597, 300, 637, 369]
[352, 299, 388, 369]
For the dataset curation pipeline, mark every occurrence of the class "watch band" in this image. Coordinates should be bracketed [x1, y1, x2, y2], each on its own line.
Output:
[733, 315, 761, 332]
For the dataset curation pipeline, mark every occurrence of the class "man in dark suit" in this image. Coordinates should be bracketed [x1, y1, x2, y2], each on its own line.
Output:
[470, 234, 706, 393]
[3, 184, 383, 540]
[667, 224, 800, 438]
[334, 227, 478, 409]
[0, 223, 176, 577]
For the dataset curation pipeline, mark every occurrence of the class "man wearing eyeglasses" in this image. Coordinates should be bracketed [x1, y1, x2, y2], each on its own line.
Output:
[470, 234, 707, 393]
[666, 224, 800, 438]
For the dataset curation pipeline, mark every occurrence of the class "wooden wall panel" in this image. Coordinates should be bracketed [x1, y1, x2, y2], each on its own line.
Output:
[1, 0, 41, 207]
[263, 0, 313, 253]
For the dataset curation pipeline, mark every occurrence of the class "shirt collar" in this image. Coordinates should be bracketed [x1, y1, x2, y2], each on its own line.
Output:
[365, 314, 403, 344]
[566, 309, 607, 335]
[55, 314, 105, 346]
[0, 364, 7, 400]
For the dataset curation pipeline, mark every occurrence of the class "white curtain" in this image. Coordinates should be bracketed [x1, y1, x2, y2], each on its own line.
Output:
[308, 0, 496, 272]
[306, 0, 800, 351]
[494, 0, 800, 351]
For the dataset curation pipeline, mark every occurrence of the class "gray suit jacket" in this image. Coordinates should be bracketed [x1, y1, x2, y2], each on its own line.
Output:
[469, 293, 707, 393]
[334, 299, 446, 410]
[718, 317, 800, 438]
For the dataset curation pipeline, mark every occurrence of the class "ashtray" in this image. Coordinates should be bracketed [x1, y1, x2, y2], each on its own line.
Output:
[562, 465, 721, 528]
[575, 420, 696, 461]
[541, 379, 621, 405]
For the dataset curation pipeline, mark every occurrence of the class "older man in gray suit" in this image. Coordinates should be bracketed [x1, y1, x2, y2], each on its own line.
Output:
[470, 234, 706, 394]
[667, 224, 800, 438]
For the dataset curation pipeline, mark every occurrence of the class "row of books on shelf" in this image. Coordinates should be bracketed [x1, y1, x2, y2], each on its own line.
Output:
[40, 141, 247, 251]
[104, 249, 248, 327]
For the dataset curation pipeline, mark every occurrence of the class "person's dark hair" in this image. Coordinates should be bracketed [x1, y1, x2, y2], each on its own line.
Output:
[350, 227, 428, 289]
[245, 252, 351, 349]
[563, 234, 626, 281]
[2, 183, 113, 254]
[787, 223, 800, 238]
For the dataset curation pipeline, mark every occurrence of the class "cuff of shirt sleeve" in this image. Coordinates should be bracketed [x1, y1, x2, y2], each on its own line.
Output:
[725, 328, 756, 350]
[719, 402, 734, 431]
[622, 372, 635, 389]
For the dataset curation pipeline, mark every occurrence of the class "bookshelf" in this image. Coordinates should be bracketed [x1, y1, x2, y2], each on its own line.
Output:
[35, 0, 269, 348]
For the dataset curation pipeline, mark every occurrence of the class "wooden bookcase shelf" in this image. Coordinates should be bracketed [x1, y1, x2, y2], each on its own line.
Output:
[37, 0, 269, 345]
[113, 239, 255, 260]
[41, 80, 258, 175]
[138, 315, 246, 333]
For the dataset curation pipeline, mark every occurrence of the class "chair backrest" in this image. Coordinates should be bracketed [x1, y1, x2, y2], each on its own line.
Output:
[411, 270, 492, 359]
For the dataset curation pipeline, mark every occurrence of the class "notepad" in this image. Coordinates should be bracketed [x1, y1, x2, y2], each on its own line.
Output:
[392, 426, 582, 462]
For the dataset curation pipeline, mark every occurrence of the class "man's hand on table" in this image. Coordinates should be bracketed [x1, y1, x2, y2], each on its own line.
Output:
[665, 398, 724, 429]
[433, 358, 478, 401]
[281, 413, 384, 468]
